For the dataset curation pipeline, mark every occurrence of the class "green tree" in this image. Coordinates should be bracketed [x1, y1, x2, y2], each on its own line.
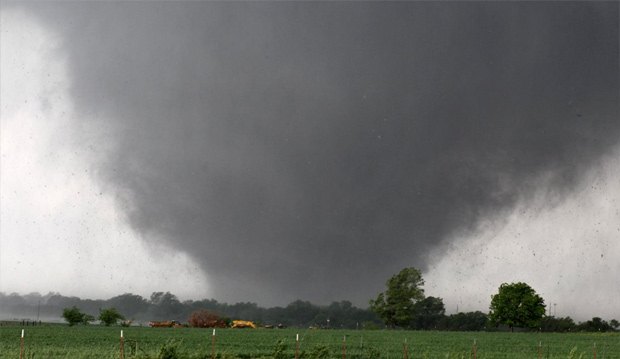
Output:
[62, 306, 95, 326]
[540, 316, 576, 332]
[488, 282, 545, 332]
[369, 267, 425, 328]
[437, 311, 488, 331]
[412, 296, 445, 330]
[149, 292, 184, 319]
[285, 300, 320, 327]
[108, 293, 148, 318]
[99, 307, 126, 326]
[576, 317, 614, 332]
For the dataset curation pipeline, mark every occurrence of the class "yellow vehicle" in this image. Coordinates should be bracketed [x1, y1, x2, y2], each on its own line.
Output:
[231, 320, 256, 329]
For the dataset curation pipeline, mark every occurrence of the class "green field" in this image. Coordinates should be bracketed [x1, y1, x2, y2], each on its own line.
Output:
[1, 324, 618, 359]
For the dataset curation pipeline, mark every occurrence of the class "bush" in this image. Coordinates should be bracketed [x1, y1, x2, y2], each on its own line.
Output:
[272, 339, 288, 359]
[62, 306, 95, 326]
[99, 307, 125, 326]
[364, 346, 381, 359]
[158, 339, 182, 359]
[362, 321, 380, 330]
[188, 310, 228, 328]
[308, 344, 330, 359]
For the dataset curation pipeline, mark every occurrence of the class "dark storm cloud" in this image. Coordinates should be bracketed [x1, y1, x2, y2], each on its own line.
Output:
[22, 2, 619, 305]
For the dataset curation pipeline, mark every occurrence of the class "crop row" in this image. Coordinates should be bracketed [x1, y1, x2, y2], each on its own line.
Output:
[1, 325, 618, 359]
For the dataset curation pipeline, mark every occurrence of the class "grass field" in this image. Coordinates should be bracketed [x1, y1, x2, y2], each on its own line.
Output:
[1, 324, 618, 359]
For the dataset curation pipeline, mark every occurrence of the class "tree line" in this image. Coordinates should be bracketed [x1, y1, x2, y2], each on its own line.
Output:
[1, 267, 617, 332]
[369, 267, 618, 333]
[0, 290, 487, 330]
[1, 291, 380, 329]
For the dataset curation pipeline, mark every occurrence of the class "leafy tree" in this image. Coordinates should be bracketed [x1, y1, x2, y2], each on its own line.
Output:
[62, 306, 95, 326]
[305, 300, 378, 329]
[412, 296, 445, 330]
[49, 294, 81, 309]
[576, 317, 614, 332]
[369, 267, 425, 328]
[81, 298, 107, 315]
[437, 311, 488, 331]
[108, 293, 148, 318]
[610, 319, 619, 331]
[227, 301, 261, 322]
[285, 300, 320, 327]
[186, 298, 221, 313]
[488, 282, 545, 332]
[540, 316, 576, 332]
[322, 301, 349, 328]
[99, 307, 126, 326]
[149, 292, 184, 320]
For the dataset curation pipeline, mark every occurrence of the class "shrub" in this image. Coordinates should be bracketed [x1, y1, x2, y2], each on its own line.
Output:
[158, 339, 182, 359]
[188, 310, 228, 328]
[99, 307, 125, 326]
[364, 346, 381, 359]
[272, 339, 288, 359]
[62, 306, 95, 326]
[308, 344, 330, 359]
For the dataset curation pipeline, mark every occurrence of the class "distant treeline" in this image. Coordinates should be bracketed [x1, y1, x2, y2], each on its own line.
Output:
[0, 292, 616, 332]
[0, 292, 378, 329]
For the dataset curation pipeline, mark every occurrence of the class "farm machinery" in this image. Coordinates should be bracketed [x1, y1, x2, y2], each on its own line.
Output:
[148, 320, 183, 328]
[230, 320, 256, 329]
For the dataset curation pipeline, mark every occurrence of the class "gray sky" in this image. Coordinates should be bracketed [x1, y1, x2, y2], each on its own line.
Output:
[1, 2, 618, 321]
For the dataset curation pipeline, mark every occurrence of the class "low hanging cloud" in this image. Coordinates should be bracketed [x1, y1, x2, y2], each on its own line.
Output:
[2, 2, 618, 318]
[425, 148, 620, 321]
[1, 8, 209, 300]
